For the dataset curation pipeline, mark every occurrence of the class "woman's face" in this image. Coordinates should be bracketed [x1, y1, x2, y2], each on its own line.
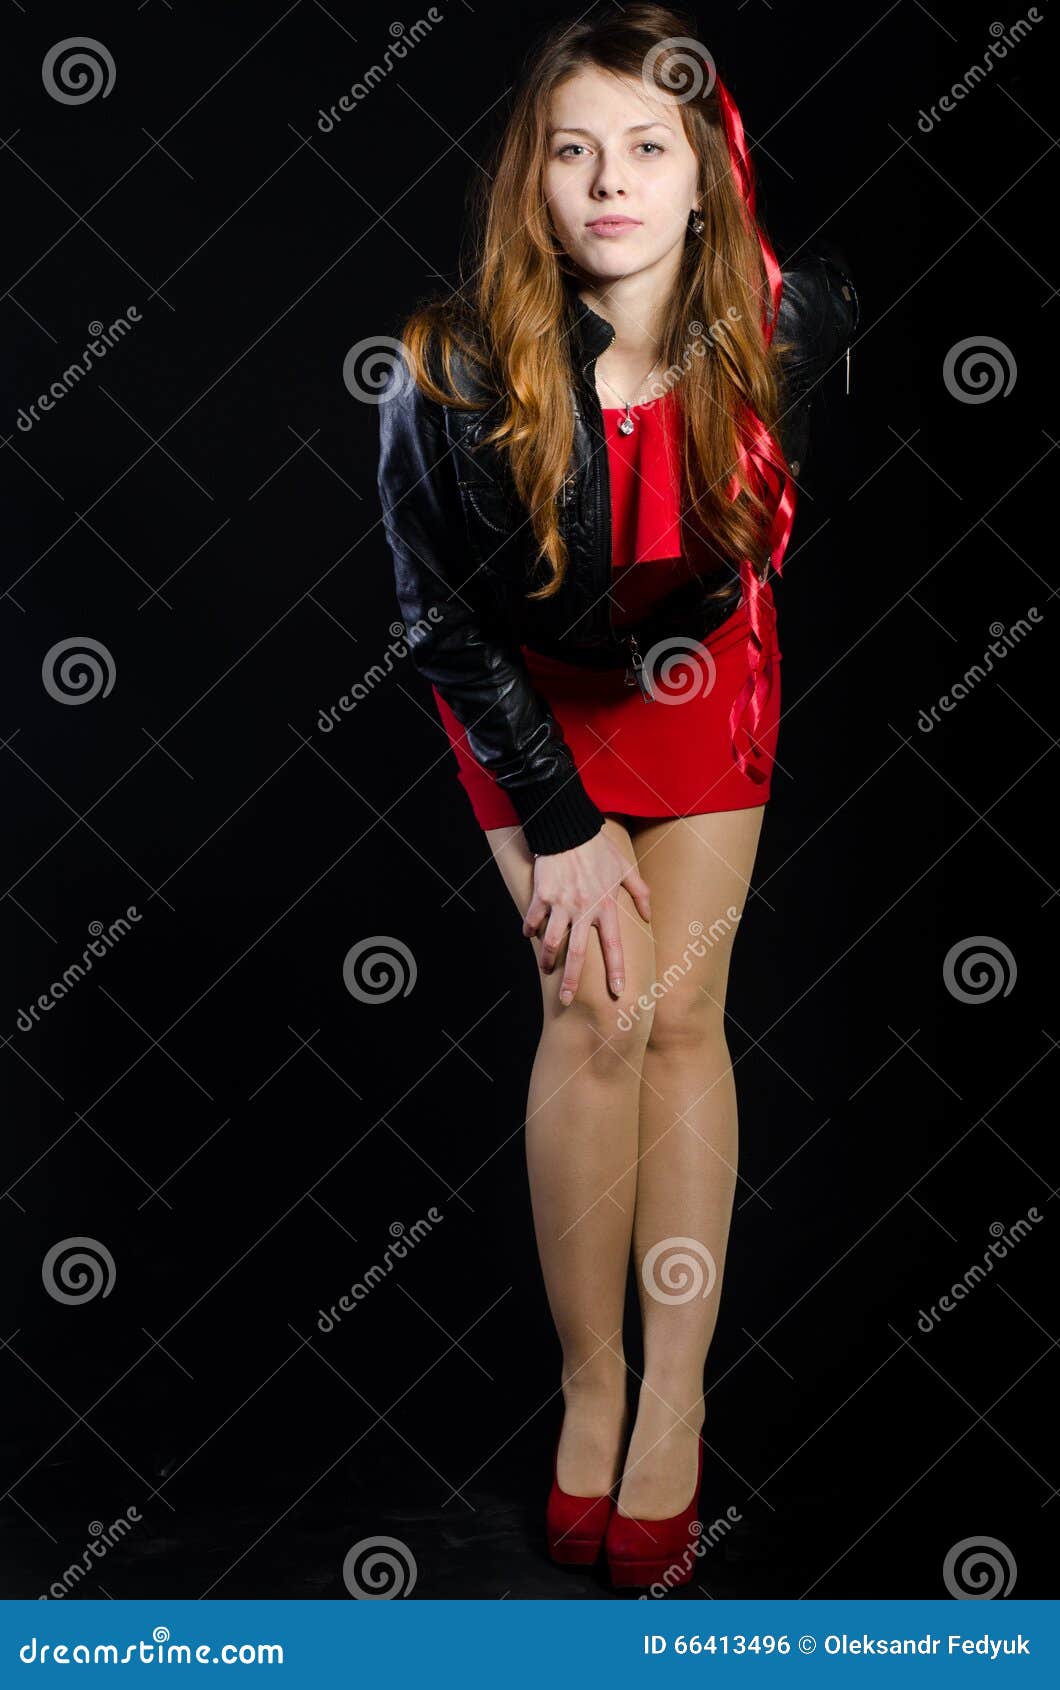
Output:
[543, 65, 701, 287]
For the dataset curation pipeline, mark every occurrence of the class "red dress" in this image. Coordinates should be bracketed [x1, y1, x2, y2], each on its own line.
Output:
[431, 388, 782, 830]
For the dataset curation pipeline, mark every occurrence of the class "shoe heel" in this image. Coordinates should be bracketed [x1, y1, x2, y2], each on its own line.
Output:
[607, 1553, 695, 1588]
[547, 1531, 607, 1566]
[545, 1432, 615, 1568]
[605, 1433, 704, 1590]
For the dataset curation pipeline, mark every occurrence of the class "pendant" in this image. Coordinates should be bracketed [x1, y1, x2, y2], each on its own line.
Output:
[618, 409, 634, 436]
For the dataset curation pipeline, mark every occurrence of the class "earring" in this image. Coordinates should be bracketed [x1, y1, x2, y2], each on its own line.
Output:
[689, 208, 705, 235]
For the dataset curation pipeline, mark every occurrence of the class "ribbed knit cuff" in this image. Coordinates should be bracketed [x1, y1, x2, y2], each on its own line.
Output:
[508, 772, 606, 857]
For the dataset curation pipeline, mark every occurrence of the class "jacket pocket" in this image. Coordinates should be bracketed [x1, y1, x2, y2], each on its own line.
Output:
[461, 479, 517, 537]
[456, 448, 528, 576]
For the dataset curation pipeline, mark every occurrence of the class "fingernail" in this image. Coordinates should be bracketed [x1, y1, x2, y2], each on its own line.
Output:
[613, 977, 624, 992]
[560, 989, 572, 1005]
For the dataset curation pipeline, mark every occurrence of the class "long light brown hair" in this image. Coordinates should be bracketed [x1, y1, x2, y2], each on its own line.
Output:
[398, 4, 788, 603]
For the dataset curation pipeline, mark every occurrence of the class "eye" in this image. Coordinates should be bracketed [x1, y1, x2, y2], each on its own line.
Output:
[555, 140, 667, 159]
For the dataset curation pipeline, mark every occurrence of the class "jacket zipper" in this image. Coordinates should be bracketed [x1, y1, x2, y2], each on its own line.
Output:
[624, 630, 656, 700]
[583, 327, 655, 702]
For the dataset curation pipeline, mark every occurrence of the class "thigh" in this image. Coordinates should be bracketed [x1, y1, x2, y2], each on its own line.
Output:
[625, 807, 767, 1021]
[484, 815, 655, 1020]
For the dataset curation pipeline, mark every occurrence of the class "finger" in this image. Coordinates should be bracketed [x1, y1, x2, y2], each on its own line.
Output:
[539, 907, 570, 975]
[594, 902, 627, 997]
[522, 891, 549, 938]
[621, 863, 652, 925]
[558, 921, 589, 1007]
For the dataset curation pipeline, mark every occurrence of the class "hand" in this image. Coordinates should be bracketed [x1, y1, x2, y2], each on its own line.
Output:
[522, 828, 652, 1006]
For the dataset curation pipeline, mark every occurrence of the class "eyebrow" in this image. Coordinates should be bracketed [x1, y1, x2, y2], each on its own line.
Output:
[547, 121, 673, 138]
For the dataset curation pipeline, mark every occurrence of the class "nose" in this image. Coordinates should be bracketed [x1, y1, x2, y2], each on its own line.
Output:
[589, 147, 630, 200]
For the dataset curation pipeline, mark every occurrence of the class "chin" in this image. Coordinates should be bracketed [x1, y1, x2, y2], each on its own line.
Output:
[574, 250, 635, 282]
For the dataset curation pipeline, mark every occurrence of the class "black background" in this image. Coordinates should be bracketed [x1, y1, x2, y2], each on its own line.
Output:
[2, 0, 1055, 1600]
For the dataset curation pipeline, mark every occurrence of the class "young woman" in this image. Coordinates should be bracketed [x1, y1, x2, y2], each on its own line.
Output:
[376, 5, 857, 1589]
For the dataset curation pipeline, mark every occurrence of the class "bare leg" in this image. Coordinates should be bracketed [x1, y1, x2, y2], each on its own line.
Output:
[485, 817, 656, 1495]
[615, 806, 766, 1517]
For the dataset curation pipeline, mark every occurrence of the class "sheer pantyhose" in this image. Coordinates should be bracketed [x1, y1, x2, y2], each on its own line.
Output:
[486, 806, 765, 1520]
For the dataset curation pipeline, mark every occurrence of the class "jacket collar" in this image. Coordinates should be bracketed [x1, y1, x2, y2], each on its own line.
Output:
[564, 278, 616, 363]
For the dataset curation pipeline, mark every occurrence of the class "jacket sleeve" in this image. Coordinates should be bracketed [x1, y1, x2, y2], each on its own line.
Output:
[376, 356, 606, 856]
[773, 242, 859, 474]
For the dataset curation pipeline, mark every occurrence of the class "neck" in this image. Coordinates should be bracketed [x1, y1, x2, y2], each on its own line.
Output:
[575, 249, 681, 364]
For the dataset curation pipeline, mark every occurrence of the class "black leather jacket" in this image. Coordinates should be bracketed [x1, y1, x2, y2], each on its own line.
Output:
[377, 246, 858, 855]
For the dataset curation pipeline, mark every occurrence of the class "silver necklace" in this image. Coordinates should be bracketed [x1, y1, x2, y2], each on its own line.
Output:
[598, 359, 661, 435]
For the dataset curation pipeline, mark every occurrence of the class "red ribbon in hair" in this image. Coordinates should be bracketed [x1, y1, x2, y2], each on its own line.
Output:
[712, 72, 796, 784]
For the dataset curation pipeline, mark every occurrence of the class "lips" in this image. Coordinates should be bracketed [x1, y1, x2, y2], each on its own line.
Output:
[586, 217, 642, 240]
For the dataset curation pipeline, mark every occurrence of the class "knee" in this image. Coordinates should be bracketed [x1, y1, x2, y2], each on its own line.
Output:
[553, 980, 655, 1079]
[645, 988, 728, 1056]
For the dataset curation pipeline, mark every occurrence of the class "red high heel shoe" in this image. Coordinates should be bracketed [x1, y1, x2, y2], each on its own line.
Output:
[605, 1434, 704, 1589]
[545, 1433, 616, 1565]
